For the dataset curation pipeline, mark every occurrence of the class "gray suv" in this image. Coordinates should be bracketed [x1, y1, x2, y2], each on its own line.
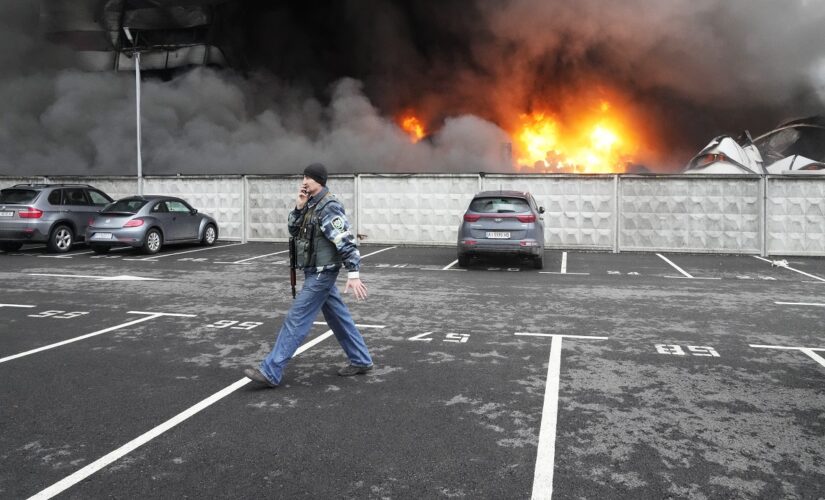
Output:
[457, 190, 546, 269]
[0, 184, 114, 252]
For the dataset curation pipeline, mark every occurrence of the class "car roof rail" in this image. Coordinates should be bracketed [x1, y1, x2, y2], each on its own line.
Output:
[10, 183, 93, 188]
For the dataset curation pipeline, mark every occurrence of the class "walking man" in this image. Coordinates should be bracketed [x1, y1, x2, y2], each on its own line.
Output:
[244, 163, 373, 387]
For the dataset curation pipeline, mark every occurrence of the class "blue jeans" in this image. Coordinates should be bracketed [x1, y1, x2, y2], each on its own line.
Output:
[259, 269, 373, 385]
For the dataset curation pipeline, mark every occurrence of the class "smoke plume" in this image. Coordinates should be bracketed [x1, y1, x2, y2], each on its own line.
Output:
[1, 0, 823, 176]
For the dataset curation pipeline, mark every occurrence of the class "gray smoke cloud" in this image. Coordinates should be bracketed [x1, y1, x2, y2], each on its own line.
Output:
[0, 0, 823, 176]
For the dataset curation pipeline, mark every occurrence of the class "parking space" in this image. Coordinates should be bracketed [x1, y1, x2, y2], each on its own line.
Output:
[2, 244, 824, 498]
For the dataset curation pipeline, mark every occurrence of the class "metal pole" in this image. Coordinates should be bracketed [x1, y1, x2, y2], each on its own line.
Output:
[613, 174, 620, 253]
[135, 51, 143, 195]
[354, 173, 361, 244]
[760, 175, 768, 257]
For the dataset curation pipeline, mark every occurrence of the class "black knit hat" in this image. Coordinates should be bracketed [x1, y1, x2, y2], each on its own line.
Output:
[303, 162, 328, 186]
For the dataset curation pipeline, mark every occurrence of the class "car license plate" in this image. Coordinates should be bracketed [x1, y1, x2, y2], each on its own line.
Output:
[93, 232, 113, 240]
[486, 232, 511, 239]
[0, 211, 13, 217]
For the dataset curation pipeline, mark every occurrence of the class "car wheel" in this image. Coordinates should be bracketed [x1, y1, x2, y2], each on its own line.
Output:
[143, 228, 162, 254]
[47, 224, 74, 253]
[0, 242, 23, 252]
[202, 224, 217, 246]
[91, 245, 111, 254]
[457, 253, 469, 268]
[533, 253, 544, 270]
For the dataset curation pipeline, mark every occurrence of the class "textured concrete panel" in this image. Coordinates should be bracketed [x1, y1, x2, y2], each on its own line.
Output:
[3, 174, 825, 256]
[247, 177, 296, 241]
[144, 176, 244, 240]
[481, 175, 615, 249]
[620, 177, 761, 253]
[767, 178, 825, 255]
[359, 175, 478, 245]
[247, 176, 355, 241]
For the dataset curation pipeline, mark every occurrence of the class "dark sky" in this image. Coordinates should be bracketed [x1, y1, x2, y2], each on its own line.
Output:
[1, 0, 823, 176]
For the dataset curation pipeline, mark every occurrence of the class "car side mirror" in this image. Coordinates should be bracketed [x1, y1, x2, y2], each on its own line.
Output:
[190, 208, 198, 215]
[539, 207, 545, 214]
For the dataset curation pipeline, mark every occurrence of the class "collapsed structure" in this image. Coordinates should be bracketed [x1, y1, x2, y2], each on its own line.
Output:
[41, 0, 235, 71]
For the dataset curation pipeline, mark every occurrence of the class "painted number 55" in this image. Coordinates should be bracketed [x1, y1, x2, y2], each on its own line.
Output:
[655, 344, 720, 357]
[206, 320, 263, 330]
[28, 310, 89, 319]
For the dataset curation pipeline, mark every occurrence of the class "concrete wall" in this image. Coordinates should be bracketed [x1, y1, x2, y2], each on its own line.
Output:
[4, 174, 825, 256]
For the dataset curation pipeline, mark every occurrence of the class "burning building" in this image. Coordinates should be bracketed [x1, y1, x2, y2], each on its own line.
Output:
[1, 1, 823, 176]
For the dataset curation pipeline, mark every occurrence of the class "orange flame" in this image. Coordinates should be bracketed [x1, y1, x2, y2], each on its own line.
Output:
[513, 100, 636, 173]
[400, 114, 426, 143]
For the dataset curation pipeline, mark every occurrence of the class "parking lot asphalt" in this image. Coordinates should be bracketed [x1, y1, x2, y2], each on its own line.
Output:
[1, 242, 824, 499]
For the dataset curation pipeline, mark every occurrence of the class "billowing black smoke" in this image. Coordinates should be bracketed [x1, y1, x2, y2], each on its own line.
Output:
[1, 0, 823, 176]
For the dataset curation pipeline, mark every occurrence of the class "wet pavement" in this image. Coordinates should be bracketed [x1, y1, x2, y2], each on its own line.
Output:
[1, 242, 824, 499]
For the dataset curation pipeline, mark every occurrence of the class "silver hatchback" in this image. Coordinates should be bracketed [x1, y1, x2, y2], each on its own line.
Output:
[457, 191, 546, 268]
[0, 184, 113, 253]
[86, 195, 219, 254]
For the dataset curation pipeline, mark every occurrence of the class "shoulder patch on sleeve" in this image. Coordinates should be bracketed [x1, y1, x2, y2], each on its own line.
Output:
[331, 216, 345, 231]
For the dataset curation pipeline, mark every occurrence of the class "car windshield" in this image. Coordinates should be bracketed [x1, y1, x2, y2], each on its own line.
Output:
[0, 189, 39, 204]
[469, 197, 530, 214]
[754, 125, 825, 163]
[102, 199, 148, 214]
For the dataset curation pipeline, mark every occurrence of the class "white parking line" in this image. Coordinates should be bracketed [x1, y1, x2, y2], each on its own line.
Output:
[0, 311, 194, 364]
[125, 242, 245, 261]
[442, 259, 458, 270]
[750, 344, 825, 370]
[753, 256, 825, 282]
[560, 252, 567, 273]
[539, 272, 589, 275]
[515, 332, 608, 500]
[656, 253, 693, 278]
[39, 250, 96, 259]
[663, 276, 721, 280]
[775, 301, 825, 307]
[0, 304, 35, 308]
[360, 246, 397, 259]
[215, 249, 289, 265]
[30, 323, 386, 500]
[313, 321, 386, 329]
[29, 273, 162, 282]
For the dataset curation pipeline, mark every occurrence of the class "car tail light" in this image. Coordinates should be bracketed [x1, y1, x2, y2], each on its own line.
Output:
[517, 214, 536, 223]
[462, 239, 477, 245]
[463, 214, 480, 222]
[18, 207, 43, 219]
[694, 153, 728, 168]
[88, 218, 95, 225]
[123, 219, 145, 228]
